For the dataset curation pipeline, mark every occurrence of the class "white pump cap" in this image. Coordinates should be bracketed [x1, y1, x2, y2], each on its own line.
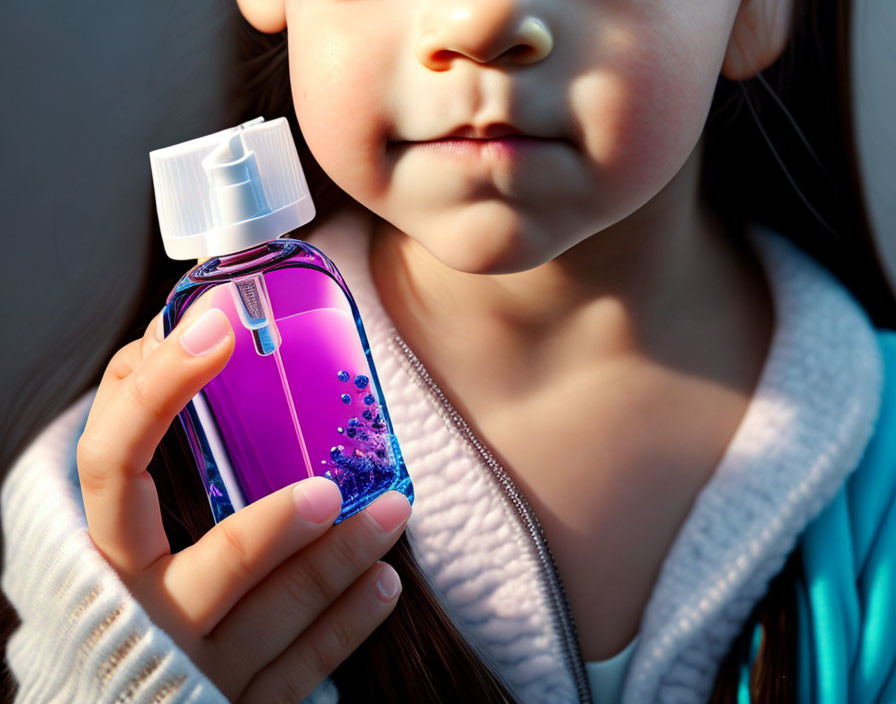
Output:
[149, 116, 316, 260]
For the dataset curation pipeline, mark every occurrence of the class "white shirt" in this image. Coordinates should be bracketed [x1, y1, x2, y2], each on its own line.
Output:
[587, 634, 640, 704]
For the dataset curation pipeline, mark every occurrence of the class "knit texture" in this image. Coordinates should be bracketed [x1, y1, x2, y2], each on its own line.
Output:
[1, 400, 228, 703]
[623, 229, 882, 704]
[1, 208, 884, 704]
[315, 210, 883, 703]
[791, 332, 896, 703]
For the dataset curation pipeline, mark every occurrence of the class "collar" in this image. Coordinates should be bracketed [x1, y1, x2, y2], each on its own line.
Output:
[306, 211, 885, 703]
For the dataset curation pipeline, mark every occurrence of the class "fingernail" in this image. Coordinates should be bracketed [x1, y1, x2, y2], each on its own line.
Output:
[375, 562, 401, 602]
[154, 312, 165, 341]
[293, 477, 343, 524]
[365, 492, 411, 534]
[179, 309, 230, 356]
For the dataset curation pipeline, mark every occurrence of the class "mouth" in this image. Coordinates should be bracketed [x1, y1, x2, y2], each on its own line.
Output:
[388, 121, 573, 155]
[389, 133, 572, 162]
[399, 135, 560, 155]
[438, 123, 534, 140]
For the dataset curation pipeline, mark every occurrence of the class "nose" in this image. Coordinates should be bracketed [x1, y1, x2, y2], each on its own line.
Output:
[416, 2, 553, 70]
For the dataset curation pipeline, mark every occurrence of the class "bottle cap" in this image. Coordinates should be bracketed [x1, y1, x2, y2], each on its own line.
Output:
[149, 116, 316, 260]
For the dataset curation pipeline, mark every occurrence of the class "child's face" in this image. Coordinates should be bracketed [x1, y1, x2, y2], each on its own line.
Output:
[275, 0, 778, 274]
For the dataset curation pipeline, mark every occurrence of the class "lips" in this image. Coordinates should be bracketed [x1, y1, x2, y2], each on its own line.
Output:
[390, 134, 560, 164]
[386, 121, 574, 162]
[439, 123, 529, 140]
[390, 121, 560, 144]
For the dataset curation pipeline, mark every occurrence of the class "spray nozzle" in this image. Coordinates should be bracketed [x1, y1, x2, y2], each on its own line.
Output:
[149, 116, 316, 261]
[202, 132, 272, 228]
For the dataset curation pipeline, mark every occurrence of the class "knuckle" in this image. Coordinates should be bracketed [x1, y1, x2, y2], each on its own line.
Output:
[106, 341, 142, 380]
[216, 520, 257, 582]
[76, 432, 113, 489]
[303, 634, 343, 683]
[76, 431, 102, 470]
[329, 531, 367, 571]
[290, 559, 338, 611]
[122, 371, 170, 424]
[273, 678, 308, 704]
[241, 617, 357, 704]
[76, 429, 144, 487]
[327, 616, 357, 655]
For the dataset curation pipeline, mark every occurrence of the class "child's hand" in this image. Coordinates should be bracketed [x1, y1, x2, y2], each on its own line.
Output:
[76, 305, 410, 703]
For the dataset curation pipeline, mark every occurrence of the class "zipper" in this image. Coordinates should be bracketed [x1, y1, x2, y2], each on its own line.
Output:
[390, 331, 594, 704]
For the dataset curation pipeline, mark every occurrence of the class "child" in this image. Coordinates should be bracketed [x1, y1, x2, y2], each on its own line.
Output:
[3, 0, 896, 702]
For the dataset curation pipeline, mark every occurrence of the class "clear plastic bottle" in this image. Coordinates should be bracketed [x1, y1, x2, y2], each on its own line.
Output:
[150, 117, 412, 524]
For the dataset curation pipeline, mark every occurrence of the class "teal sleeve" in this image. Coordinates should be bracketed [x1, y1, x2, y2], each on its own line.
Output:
[795, 576, 814, 704]
[795, 330, 896, 703]
[737, 623, 763, 704]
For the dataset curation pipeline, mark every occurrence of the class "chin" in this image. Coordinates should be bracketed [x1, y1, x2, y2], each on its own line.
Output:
[409, 206, 557, 275]
[424, 229, 551, 276]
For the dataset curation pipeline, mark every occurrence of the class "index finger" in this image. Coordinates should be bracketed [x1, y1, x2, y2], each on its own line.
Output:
[86, 297, 212, 431]
[77, 306, 234, 578]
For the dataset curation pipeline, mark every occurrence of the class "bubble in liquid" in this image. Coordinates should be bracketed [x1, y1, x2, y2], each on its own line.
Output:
[363, 394, 375, 405]
[337, 370, 350, 382]
[341, 394, 351, 404]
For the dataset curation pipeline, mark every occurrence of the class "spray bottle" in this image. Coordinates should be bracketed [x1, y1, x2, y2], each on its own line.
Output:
[149, 116, 413, 524]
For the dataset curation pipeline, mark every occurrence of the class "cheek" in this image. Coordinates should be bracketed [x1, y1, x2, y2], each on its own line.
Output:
[572, 33, 719, 205]
[288, 30, 392, 200]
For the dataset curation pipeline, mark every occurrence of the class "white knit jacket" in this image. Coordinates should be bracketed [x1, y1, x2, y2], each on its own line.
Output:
[1, 211, 884, 704]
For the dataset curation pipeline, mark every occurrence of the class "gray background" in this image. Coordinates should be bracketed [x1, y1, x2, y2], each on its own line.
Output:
[854, 0, 896, 274]
[0, 1, 241, 468]
[1, 0, 894, 470]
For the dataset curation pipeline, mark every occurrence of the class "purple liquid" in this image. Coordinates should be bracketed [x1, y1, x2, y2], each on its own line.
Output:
[164, 239, 412, 524]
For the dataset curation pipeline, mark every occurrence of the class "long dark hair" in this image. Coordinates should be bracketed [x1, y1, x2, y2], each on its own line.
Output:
[2, 0, 894, 701]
